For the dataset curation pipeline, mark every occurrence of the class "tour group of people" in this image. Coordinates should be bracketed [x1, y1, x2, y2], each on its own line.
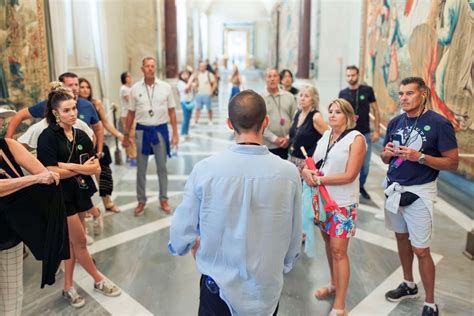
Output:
[0, 57, 458, 316]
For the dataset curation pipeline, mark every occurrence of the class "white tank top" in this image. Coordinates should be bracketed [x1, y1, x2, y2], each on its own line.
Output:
[312, 129, 365, 207]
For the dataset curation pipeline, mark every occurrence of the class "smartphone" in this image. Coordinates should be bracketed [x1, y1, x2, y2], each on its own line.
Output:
[392, 134, 402, 154]
[79, 153, 90, 164]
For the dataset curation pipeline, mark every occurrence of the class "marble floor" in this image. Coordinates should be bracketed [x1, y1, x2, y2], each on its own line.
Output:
[22, 71, 473, 315]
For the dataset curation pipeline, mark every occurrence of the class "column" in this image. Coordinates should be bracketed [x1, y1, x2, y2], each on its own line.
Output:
[164, 0, 178, 78]
[297, 0, 311, 79]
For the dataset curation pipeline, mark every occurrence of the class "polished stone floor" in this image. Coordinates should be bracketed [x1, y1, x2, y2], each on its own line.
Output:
[21, 71, 473, 315]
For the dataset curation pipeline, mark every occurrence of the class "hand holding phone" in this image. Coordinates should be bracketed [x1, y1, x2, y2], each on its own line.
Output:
[392, 134, 402, 156]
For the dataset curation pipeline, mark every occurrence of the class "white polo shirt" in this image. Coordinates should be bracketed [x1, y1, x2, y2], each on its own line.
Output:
[129, 78, 176, 126]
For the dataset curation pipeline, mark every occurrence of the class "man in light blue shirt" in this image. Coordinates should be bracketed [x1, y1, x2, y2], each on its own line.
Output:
[169, 90, 302, 315]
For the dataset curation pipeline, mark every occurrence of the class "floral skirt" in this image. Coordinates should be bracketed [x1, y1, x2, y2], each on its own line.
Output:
[314, 192, 357, 239]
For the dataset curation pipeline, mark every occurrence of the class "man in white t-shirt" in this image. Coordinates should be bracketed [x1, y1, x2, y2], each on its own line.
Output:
[194, 62, 216, 125]
[119, 72, 136, 164]
[122, 57, 179, 216]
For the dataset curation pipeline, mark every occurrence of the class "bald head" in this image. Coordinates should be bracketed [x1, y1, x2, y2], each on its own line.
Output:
[228, 90, 267, 134]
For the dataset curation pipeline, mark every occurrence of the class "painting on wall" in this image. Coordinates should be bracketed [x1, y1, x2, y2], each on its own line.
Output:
[0, 0, 50, 136]
[361, 0, 474, 178]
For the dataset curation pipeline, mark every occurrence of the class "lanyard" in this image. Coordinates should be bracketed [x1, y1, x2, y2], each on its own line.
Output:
[319, 129, 352, 169]
[145, 84, 156, 111]
[270, 94, 282, 118]
[402, 107, 425, 147]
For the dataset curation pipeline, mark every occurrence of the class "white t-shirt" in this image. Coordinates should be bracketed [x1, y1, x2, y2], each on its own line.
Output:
[197, 71, 215, 96]
[177, 80, 193, 102]
[119, 85, 131, 118]
[18, 118, 93, 149]
[129, 78, 176, 126]
[312, 129, 365, 207]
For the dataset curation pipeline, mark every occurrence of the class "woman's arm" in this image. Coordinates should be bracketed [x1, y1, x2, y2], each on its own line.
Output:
[0, 139, 60, 196]
[93, 99, 123, 140]
[313, 112, 329, 135]
[319, 135, 366, 185]
[59, 157, 101, 175]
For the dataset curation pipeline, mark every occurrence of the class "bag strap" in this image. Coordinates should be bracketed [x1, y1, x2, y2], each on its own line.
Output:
[0, 149, 21, 178]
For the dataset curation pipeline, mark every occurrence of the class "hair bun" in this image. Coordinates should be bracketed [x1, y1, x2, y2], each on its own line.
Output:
[49, 81, 67, 93]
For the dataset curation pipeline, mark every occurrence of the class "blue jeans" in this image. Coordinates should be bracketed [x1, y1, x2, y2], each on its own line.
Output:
[181, 101, 193, 136]
[360, 132, 371, 187]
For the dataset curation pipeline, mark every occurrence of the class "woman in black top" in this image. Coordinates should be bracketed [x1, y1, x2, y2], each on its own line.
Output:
[37, 85, 121, 308]
[288, 85, 328, 173]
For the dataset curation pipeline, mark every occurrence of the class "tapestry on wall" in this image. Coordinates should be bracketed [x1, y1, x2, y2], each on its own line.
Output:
[0, 0, 49, 136]
[362, 0, 474, 177]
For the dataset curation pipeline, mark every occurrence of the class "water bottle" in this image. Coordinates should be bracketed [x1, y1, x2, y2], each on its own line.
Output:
[170, 146, 178, 158]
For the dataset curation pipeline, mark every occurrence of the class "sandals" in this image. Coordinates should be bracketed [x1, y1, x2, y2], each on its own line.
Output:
[105, 205, 120, 213]
[314, 284, 336, 300]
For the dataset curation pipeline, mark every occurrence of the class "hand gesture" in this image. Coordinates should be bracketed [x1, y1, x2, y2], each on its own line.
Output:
[397, 146, 422, 162]
[301, 168, 319, 187]
[171, 134, 179, 147]
[122, 136, 130, 148]
[35, 171, 60, 186]
[383, 142, 396, 158]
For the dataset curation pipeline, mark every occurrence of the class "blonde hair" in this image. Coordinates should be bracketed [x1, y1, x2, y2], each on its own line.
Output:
[328, 98, 356, 129]
[301, 85, 320, 111]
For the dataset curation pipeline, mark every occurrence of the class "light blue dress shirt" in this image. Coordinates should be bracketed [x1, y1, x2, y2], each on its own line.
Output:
[169, 144, 302, 315]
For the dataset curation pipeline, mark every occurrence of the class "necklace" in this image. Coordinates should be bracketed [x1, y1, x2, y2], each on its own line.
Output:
[66, 128, 76, 163]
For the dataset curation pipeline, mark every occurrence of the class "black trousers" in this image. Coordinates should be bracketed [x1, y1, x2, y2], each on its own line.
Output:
[198, 275, 279, 316]
[269, 147, 288, 160]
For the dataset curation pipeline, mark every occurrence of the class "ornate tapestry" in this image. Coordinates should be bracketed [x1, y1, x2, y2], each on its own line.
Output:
[0, 0, 49, 135]
[361, 0, 474, 177]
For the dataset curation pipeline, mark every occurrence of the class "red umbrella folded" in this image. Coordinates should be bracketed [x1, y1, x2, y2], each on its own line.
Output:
[301, 147, 339, 212]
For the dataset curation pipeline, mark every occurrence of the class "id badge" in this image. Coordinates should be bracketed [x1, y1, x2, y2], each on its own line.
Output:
[279, 117, 286, 126]
[148, 110, 155, 117]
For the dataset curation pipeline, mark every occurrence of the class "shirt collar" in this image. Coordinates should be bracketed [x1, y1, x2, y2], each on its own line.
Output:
[263, 87, 283, 97]
[141, 78, 159, 88]
[230, 144, 269, 155]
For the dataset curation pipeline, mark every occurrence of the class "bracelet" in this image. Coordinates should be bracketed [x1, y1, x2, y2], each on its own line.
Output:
[316, 176, 322, 186]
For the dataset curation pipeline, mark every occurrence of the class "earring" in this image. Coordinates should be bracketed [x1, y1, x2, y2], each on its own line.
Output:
[55, 115, 60, 124]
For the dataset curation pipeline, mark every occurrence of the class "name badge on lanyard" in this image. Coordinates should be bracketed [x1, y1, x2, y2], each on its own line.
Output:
[146, 84, 156, 117]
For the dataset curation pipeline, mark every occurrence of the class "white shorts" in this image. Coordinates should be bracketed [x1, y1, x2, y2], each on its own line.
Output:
[384, 198, 433, 248]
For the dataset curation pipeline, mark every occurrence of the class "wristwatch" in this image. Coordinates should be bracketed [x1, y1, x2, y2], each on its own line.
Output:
[417, 153, 426, 165]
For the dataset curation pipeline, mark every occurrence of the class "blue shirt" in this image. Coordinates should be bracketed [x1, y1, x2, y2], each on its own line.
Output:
[384, 110, 457, 186]
[28, 97, 99, 126]
[169, 144, 302, 315]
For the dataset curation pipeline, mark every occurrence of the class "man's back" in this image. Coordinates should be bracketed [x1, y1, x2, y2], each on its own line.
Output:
[170, 145, 301, 315]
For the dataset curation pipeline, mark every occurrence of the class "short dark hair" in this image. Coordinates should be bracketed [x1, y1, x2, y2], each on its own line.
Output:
[345, 65, 359, 74]
[58, 72, 78, 83]
[279, 69, 294, 81]
[120, 72, 129, 85]
[228, 90, 267, 134]
[400, 77, 430, 104]
[400, 76, 427, 90]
